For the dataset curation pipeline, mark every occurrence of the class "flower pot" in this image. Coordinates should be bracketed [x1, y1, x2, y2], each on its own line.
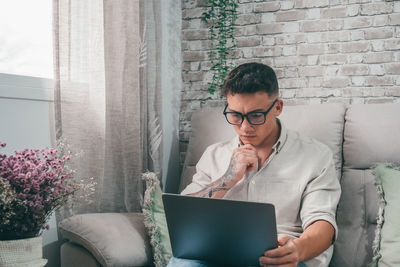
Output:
[0, 236, 47, 267]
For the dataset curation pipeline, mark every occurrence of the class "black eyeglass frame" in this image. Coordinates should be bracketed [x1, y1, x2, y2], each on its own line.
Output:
[223, 98, 279, 125]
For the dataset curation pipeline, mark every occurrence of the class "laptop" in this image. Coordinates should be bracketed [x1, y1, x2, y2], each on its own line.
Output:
[162, 193, 278, 266]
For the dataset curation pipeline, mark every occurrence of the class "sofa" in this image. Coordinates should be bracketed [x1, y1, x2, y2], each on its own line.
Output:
[59, 102, 400, 267]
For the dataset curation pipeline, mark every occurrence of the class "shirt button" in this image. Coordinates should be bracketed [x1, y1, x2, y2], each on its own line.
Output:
[251, 180, 255, 185]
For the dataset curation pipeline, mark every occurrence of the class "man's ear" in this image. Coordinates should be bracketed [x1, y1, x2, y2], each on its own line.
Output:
[274, 99, 284, 116]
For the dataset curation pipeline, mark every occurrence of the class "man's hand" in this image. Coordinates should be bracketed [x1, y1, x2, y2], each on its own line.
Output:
[259, 235, 300, 267]
[222, 144, 258, 188]
[189, 144, 258, 198]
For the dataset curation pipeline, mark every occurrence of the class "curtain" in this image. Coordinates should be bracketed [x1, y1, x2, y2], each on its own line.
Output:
[53, 0, 164, 219]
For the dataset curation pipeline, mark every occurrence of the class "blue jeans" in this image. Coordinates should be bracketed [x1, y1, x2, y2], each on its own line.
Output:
[167, 257, 308, 267]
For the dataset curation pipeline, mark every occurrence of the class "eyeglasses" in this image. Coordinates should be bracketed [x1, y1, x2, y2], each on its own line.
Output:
[223, 99, 278, 125]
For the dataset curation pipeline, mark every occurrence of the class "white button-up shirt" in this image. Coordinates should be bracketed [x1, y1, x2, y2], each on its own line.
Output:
[181, 121, 341, 267]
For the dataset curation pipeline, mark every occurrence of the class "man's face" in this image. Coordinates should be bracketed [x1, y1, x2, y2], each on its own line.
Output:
[226, 92, 283, 148]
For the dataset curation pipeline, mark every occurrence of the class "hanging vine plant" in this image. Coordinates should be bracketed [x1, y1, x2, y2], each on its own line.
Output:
[202, 0, 238, 95]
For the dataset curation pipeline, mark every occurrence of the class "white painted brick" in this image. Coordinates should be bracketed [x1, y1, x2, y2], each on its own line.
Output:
[373, 15, 389, 27]
[364, 28, 393, 40]
[340, 64, 369, 75]
[351, 98, 365, 104]
[307, 32, 324, 43]
[297, 88, 339, 97]
[284, 67, 299, 78]
[307, 55, 319, 65]
[385, 63, 400, 74]
[237, 3, 254, 13]
[344, 17, 373, 29]
[323, 77, 350, 88]
[235, 25, 258, 36]
[362, 88, 386, 97]
[256, 24, 284, 34]
[329, 20, 344, 31]
[386, 87, 400, 97]
[308, 98, 323, 104]
[389, 14, 400, 25]
[253, 47, 283, 57]
[260, 58, 274, 66]
[329, 0, 341, 6]
[242, 47, 254, 58]
[365, 76, 393, 86]
[371, 40, 385, 52]
[326, 98, 351, 104]
[325, 65, 340, 76]
[236, 14, 262, 25]
[307, 9, 321, 19]
[190, 62, 200, 71]
[295, 0, 329, 8]
[282, 46, 297, 56]
[321, 7, 347, 18]
[396, 76, 400, 86]
[369, 64, 385, 76]
[363, 52, 393, 63]
[299, 66, 324, 76]
[341, 41, 369, 53]
[298, 43, 325, 55]
[348, 54, 364, 64]
[350, 30, 364, 41]
[261, 13, 275, 24]
[280, 1, 295, 10]
[283, 22, 300, 33]
[262, 37, 275, 46]
[275, 56, 307, 67]
[351, 76, 366, 86]
[276, 10, 306, 22]
[275, 34, 307, 44]
[301, 20, 329, 32]
[326, 43, 341, 54]
[182, 0, 196, 9]
[342, 88, 364, 97]
[327, 31, 350, 42]
[182, 8, 206, 19]
[280, 89, 296, 98]
[236, 36, 262, 47]
[254, 2, 281, 12]
[348, 0, 371, 3]
[346, 4, 360, 17]
[395, 1, 400, 12]
[308, 77, 324, 88]
[361, 3, 393, 16]
[279, 78, 308, 89]
[320, 54, 348, 65]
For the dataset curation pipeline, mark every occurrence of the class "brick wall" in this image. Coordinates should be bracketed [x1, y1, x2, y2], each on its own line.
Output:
[180, 0, 400, 164]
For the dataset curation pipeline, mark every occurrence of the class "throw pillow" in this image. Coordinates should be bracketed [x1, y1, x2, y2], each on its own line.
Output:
[142, 172, 172, 267]
[369, 163, 400, 267]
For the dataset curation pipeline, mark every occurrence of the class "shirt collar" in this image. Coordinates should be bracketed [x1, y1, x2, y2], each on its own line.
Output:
[272, 119, 287, 153]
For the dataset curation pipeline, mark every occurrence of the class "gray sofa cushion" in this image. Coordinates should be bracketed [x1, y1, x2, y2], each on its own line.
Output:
[61, 242, 101, 267]
[279, 104, 346, 172]
[343, 103, 400, 169]
[59, 213, 152, 267]
[331, 169, 379, 267]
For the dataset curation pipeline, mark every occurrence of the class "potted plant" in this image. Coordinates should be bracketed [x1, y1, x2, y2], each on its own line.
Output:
[0, 141, 95, 266]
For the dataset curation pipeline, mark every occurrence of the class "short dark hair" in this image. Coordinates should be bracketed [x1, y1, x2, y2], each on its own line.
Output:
[221, 62, 279, 97]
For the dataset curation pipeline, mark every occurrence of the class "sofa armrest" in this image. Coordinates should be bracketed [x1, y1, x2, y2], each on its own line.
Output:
[59, 213, 152, 267]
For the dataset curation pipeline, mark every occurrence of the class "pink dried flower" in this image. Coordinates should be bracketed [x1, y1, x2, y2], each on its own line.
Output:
[0, 140, 96, 240]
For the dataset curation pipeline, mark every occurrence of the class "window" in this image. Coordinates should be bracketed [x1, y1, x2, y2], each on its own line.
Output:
[0, 1, 53, 79]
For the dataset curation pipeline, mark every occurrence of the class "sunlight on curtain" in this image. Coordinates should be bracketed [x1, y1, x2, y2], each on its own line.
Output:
[53, 0, 163, 220]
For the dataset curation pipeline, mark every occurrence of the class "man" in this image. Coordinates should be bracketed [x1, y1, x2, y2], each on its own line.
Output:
[168, 63, 341, 267]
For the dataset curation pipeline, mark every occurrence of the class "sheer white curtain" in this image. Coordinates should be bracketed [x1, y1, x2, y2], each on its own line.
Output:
[53, 0, 164, 219]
